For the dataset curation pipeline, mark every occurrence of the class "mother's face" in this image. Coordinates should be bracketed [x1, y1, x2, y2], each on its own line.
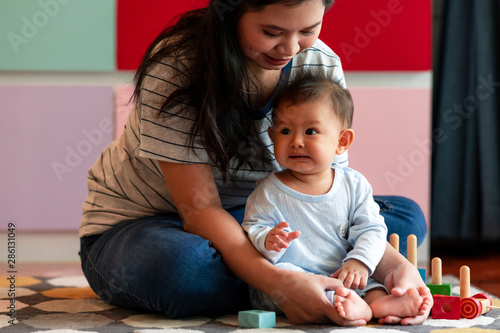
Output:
[237, 0, 325, 73]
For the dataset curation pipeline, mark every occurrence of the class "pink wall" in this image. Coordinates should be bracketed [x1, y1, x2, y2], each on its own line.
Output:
[348, 87, 432, 225]
[0, 86, 113, 230]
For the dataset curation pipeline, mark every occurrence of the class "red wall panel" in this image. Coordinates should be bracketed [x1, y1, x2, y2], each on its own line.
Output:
[117, 0, 431, 71]
[322, 0, 432, 70]
[117, 0, 208, 70]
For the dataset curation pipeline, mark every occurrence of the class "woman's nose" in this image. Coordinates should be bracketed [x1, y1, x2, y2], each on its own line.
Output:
[277, 36, 300, 57]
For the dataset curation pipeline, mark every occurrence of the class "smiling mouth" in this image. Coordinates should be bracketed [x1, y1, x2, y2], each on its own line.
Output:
[264, 54, 292, 66]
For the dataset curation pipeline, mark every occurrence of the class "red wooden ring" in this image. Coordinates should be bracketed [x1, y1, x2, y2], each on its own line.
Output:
[461, 297, 481, 319]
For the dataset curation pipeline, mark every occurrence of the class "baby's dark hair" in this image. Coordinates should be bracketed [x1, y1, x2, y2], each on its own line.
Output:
[273, 72, 353, 128]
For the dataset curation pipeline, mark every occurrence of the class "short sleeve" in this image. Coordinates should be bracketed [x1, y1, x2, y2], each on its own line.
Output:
[137, 58, 210, 164]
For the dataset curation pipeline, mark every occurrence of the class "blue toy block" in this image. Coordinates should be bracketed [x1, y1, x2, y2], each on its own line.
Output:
[419, 268, 427, 283]
[238, 310, 276, 328]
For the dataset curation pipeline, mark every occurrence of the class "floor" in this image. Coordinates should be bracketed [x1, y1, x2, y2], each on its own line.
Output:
[432, 246, 500, 298]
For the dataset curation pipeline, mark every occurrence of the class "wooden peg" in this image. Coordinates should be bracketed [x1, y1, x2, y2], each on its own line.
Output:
[432, 257, 442, 285]
[407, 234, 417, 267]
[460, 265, 470, 299]
[390, 233, 399, 252]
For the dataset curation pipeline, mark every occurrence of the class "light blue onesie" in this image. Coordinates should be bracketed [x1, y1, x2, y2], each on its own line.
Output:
[242, 166, 388, 311]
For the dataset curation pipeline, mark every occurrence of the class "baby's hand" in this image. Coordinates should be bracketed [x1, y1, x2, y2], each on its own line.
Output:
[265, 222, 300, 252]
[331, 259, 369, 290]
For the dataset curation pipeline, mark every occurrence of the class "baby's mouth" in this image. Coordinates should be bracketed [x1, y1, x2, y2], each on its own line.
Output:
[289, 154, 310, 159]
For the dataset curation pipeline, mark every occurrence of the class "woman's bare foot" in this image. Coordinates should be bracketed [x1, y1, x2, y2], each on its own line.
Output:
[369, 287, 423, 319]
[332, 287, 372, 323]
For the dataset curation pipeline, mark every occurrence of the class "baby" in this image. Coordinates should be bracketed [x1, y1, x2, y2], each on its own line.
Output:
[242, 72, 429, 324]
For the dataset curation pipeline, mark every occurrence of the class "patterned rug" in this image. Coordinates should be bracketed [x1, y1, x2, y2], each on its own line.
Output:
[1, 275, 499, 332]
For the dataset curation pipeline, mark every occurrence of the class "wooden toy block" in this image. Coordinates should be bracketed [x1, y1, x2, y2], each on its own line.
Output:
[432, 295, 461, 320]
[238, 310, 276, 328]
[461, 297, 482, 319]
[428, 283, 453, 296]
[407, 235, 426, 283]
[426, 258, 452, 296]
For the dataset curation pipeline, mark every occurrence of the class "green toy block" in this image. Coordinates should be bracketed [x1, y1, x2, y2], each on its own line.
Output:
[238, 310, 276, 328]
[426, 283, 453, 296]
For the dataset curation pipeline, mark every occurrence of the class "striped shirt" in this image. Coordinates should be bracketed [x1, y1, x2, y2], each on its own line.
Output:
[79, 39, 346, 237]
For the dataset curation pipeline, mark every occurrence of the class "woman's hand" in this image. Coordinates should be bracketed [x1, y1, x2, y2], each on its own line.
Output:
[274, 269, 366, 326]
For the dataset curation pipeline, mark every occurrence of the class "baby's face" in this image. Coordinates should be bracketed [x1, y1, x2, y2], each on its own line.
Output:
[270, 97, 344, 175]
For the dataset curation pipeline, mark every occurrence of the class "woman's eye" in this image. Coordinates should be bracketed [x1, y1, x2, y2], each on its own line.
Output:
[301, 30, 316, 36]
[280, 128, 291, 135]
[305, 129, 317, 135]
[264, 30, 280, 37]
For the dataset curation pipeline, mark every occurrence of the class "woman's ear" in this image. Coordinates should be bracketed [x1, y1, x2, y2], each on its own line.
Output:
[336, 129, 355, 155]
[267, 127, 275, 142]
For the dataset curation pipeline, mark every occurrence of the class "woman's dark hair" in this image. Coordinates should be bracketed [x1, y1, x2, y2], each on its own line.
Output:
[133, 0, 335, 181]
[272, 71, 353, 128]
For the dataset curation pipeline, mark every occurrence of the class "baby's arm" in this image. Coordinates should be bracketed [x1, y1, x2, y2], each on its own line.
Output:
[332, 259, 369, 290]
[265, 221, 301, 252]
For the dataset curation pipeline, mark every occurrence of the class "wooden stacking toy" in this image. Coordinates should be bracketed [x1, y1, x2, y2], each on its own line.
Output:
[432, 265, 500, 320]
[426, 257, 452, 296]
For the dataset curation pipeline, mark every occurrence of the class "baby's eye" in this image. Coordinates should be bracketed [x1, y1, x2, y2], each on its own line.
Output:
[280, 128, 291, 135]
[305, 129, 318, 135]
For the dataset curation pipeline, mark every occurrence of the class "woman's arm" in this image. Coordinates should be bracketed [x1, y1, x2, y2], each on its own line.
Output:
[159, 161, 362, 325]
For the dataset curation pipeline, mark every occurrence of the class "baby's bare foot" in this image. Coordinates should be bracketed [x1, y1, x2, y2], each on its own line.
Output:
[371, 287, 423, 319]
[333, 287, 372, 323]
[416, 286, 432, 316]
[377, 287, 433, 325]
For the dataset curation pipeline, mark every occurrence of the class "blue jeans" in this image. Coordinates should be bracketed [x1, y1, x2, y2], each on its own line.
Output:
[80, 195, 426, 318]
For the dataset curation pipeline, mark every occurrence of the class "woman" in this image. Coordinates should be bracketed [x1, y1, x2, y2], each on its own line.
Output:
[80, 0, 430, 325]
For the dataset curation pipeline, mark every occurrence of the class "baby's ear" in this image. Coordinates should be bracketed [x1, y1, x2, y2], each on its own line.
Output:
[336, 129, 355, 155]
[267, 127, 275, 142]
